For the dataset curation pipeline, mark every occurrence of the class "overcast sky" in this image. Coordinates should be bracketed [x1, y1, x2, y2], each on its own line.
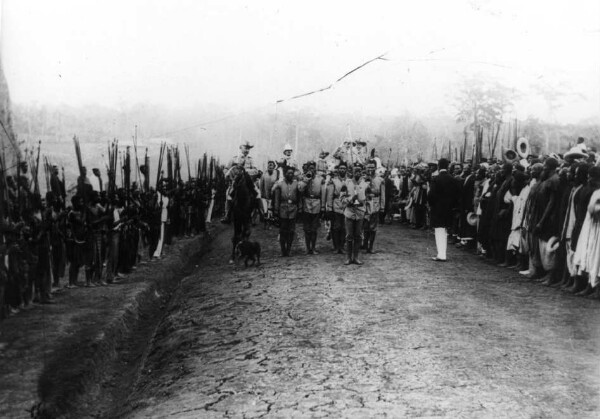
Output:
[1, 0, 599, 123]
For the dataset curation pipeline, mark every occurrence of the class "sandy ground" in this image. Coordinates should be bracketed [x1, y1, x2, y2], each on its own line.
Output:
[117, 223, 600, 418]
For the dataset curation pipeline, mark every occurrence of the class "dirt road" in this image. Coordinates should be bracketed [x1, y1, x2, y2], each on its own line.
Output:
[118, 224, 600, 418]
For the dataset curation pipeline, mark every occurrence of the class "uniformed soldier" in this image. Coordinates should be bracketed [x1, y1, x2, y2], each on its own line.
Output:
[326, 162, 349, 254]
[341, 163, 368, 265]
[299, 161, 326, 255]
[273, 166, 301, 256]
[363, 160, 386, 253]
[258, 160, 279, 225]
[316, 149, 331, 177]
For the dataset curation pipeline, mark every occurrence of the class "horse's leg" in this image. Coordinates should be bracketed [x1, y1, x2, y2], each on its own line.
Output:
[230, 216, 240, 264]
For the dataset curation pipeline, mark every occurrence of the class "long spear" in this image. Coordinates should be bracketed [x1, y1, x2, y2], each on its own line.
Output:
[132, 125, 142, 190]
[202, 153, 208, 181]
[144, 148, 150, 192]
[124, 146, 131, 194]
[33, 140, 41, 195]
[155, 142, 166, 188]
[73, 135, 83, 176]
[185, 144, 191, 182]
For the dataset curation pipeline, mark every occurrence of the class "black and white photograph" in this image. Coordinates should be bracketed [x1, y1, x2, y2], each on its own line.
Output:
[0, 0, 599, 417]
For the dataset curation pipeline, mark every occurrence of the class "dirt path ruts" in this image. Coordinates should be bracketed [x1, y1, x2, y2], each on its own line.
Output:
[119, 224, 600, 418]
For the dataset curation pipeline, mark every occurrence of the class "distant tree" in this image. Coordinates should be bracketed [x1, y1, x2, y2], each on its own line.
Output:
[454, 75, 517, 162]
[520, 117, 546, 155]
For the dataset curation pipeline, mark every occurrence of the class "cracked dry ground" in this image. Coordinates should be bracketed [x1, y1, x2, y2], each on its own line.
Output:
[119, 224, 600, 418]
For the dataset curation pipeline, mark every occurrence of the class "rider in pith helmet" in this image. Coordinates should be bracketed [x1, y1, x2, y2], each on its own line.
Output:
[278, 143, 299, 178]
[221, 141, 259, 223]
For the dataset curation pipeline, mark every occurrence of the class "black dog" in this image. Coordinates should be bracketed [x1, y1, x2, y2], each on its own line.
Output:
[236, 239, 261, 267]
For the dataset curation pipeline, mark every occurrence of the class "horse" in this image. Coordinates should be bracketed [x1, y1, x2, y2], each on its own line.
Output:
[229, 168, 257, 263]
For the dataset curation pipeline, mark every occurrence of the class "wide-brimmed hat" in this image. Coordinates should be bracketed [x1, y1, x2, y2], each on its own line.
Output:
[319, 149, 330, 158]
[240, 141, 254, 149]
[564, 147, 588, 160]
[467, 212, 478, 226]
[283, 143, 293, 152]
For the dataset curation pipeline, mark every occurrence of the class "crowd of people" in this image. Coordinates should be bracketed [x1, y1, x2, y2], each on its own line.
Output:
[2, 135, 598, 322]
[0, 159, 225, 321]
[226, 137, 600, 300]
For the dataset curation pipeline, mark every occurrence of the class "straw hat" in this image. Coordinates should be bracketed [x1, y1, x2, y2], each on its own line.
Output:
[564, 146, 588, 160]
[467, 212, 478, 226]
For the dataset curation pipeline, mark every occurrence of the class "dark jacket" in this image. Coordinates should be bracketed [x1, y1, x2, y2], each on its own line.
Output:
[428, 170, 460, 228]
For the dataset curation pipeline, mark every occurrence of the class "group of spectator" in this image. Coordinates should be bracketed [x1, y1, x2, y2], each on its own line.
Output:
[0, 160, 226, 321]
[387, 137, 600, 299]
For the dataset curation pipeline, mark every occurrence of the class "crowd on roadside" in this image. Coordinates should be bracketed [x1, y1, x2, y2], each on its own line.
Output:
[0, 161, 226, 321]
[383, 138, 599, 299]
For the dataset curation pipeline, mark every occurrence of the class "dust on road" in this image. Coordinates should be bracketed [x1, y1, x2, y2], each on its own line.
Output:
[118, 224, 600, 418]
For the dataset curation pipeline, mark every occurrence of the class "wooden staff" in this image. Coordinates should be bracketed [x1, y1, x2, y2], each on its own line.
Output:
[132, 125, 142, 190]
[32, 140, 41, 195]
[185, 144, 191, 182]
[173, 146, 181, 184]
[167, 147, 173, 182]
[61, 166, 66, 207]
[16, 154, 21, 217]
[73, 136, 83, 176]
[144, 148, 150, 192]
[202, 153, 208, 181]
[124, 146, 131, 194]
[155, 142, 166, 189]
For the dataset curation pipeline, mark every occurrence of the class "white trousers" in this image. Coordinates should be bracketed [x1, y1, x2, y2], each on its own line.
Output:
[434, 227, 447, 260]
[153, 222, 165, 258]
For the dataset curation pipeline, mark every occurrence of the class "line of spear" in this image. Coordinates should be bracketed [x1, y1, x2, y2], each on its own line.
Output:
[28, 140, 42, 195]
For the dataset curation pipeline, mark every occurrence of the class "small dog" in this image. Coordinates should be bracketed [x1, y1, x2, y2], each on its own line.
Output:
[235, 239, 261, 267]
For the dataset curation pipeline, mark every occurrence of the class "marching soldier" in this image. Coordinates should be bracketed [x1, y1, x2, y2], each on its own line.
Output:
[299, 161, 326, 255]
[341, 163, 368, 265]
[273, 166, 301, 256]
[259, 160, 279, 225]
[326, 162, 349, 253]
[363, 160, 386, 253]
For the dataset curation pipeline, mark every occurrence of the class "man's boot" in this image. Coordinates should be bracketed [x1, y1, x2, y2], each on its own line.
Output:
[367, 231, 376, 254]
[353, 240, 363, 265]
[331, 229, 339, 252]
[337, 231, 344, 254]
[286, 232, 294, 256]
[304, 234, 312, 255]
[311, 232, 319, 254]
[344, 241, 353, 265]
[279, 234, 287, 256]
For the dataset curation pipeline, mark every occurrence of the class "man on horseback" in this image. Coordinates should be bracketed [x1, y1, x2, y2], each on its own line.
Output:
[221, 141, 258, 224]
